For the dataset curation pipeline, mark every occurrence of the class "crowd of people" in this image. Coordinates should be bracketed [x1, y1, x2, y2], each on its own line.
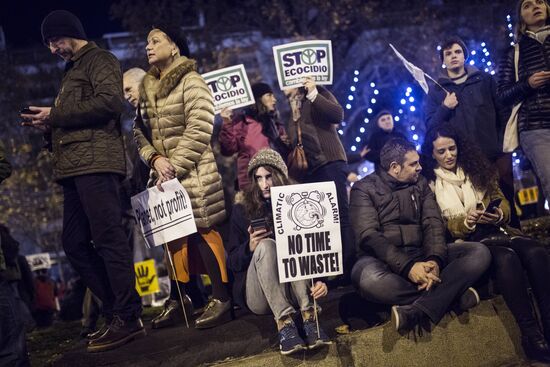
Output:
[2, 0, 550, 364]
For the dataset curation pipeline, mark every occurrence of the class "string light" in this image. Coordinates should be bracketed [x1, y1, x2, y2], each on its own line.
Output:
[341, 16, 526, 175]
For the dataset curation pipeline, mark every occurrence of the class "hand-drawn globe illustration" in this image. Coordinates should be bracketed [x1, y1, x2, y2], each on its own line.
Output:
[287, 191, 326, 230]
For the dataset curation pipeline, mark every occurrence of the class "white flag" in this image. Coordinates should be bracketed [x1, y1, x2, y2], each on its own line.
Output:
[389, 44, 430, 94]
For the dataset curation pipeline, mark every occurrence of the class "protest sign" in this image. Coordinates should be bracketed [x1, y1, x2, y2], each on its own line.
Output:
[272, 40, 333, 90]
[202, 64, 255, 113]
[134, 259, 159, 296]
[26, 253, 51, 271]
[131, 178, 197, 248]
[270, 182, 343, 283]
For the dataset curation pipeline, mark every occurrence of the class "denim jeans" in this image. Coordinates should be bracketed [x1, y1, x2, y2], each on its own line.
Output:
[245, 239, 313, 321]
[351, 242, 491, 324]
[61, 173, 141, 322]
[0, 281, 30, 367]
[520, 129, 550, 200]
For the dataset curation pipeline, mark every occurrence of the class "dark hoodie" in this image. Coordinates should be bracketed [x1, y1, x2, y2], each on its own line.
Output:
[424, 66, 506, 161]
[363, 126, 407, 170]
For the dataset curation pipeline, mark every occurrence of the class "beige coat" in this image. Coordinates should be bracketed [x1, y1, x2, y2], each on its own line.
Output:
[134, 56, 225, 228]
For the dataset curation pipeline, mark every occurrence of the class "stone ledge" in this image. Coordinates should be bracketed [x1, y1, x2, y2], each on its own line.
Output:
[213, 298, 524, 367]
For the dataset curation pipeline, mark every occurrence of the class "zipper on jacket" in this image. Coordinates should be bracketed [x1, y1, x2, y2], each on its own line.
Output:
[411, 193, 419, 219]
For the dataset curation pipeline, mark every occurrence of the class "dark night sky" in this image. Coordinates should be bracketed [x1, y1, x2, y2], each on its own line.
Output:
[0, 0, 123, 49]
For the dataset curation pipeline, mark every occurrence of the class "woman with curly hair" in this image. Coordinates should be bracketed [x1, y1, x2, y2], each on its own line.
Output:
[421, 124, 550, 363]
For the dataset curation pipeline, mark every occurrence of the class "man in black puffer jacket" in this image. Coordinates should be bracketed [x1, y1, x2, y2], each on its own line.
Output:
[349, 138, 490, 334]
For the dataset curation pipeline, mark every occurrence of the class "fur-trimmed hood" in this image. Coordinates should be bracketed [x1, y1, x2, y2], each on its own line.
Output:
[139, 56, 197, 103]
[234, 191, 246, 205]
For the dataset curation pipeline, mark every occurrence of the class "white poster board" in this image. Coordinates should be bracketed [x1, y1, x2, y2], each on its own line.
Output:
[202, 64, 255, 113]
[26, 253, 51, 271]
[271, 182, 343, 283]
[131, 179, 197, 247]
[272, 40, 333, 90]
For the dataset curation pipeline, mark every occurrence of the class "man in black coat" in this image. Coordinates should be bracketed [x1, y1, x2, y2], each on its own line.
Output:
[349, 138, 490, 333]
[424, 36, 518, 227]
[21, 10, 143, 352]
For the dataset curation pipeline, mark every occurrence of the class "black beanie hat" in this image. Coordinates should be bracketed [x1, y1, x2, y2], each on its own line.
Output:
[41, 10, 87, 44]
[439, 36, 469, 62]
[151, 26, 190, 58]
[252, 83, 273, 101]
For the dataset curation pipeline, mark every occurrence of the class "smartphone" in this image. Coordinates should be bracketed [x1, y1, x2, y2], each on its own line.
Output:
[20, 107, 38, 115]
[250, 217, 268, 232]
[485, 198, 502, 214]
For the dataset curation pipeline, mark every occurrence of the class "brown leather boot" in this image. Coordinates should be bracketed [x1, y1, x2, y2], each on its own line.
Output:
[194, 298, 232, 329]
[151, 296, 194, 329]
[87, 316, 146, 353]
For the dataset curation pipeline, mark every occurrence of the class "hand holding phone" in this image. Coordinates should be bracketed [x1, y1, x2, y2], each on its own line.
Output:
[20, 107, 39, 115]
[485, 198, 502, 214]
[248, 218, 272, 252]
[20, 106, 52, 132]
[250, 217, 268, 232]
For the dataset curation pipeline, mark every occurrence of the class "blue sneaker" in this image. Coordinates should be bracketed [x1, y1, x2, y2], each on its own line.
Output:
[278, 321, 306, 355]
[302, 318, 332, 350]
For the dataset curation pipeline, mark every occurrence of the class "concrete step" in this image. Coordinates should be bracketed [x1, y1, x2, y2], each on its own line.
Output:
[214, 298, 528, 367]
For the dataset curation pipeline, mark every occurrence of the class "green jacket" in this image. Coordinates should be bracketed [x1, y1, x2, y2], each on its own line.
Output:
[48, 42, 126, 181]
[0, 141, 11, 183]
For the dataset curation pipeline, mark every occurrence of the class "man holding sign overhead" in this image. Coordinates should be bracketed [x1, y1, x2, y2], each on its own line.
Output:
[227, 149, 331, 355]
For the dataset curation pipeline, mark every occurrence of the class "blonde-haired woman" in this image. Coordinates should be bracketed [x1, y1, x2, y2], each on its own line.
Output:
[134, 27, 230, 329]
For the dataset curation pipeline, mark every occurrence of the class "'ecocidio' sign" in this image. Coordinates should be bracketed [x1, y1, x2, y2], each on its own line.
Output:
[273, 40, 333, 90]
[202, 64, 255, 113]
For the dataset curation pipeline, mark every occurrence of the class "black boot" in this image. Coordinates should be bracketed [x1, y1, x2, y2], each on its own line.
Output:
[391, 304, 426, 334]
[151, 296, 194, 329]
[87, 316, 146, 353]
[522, 332, 550, 363]
[86, 323, 109, 341]
[195, 298, 232, 329]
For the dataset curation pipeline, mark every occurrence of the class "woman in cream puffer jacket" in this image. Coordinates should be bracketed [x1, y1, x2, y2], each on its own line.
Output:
[134, 28, 231, 330]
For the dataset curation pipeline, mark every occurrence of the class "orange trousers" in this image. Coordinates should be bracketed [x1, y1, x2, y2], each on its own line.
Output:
[165, 229, 228, 284]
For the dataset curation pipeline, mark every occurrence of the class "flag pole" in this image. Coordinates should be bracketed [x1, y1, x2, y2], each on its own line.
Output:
[424, 73, 450, 94]
[164, 242, 190, 328]
[311, 279, 320, 339]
